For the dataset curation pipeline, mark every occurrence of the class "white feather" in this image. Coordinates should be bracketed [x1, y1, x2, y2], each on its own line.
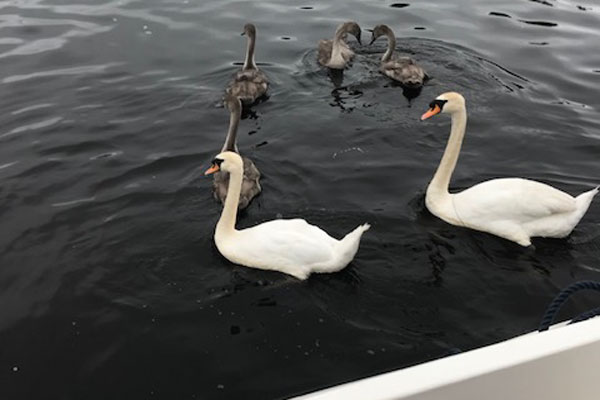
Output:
[425, 92, 597, 246]
[210, 152, 369, 279]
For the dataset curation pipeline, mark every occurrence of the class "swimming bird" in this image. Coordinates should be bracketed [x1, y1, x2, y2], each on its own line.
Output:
[212, 95, 261, 210]
[205, 151, 370, 279]
[368, 24, 426, 88]
[318, 21, 362, 69]
[421, 92, 598, 246]
[225, 23, 269, 105]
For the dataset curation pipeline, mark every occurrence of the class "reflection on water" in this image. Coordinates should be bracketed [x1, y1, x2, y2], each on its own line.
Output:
[1, 0, 600, 399]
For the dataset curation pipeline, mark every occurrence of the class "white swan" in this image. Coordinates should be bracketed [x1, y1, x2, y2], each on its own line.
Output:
[317, 21, 362, 70]
[421, 92, 598, 246]
[205, 151, 370, 279]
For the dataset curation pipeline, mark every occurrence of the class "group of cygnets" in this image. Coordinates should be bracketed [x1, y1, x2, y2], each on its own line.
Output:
[204, 22, 599, 280]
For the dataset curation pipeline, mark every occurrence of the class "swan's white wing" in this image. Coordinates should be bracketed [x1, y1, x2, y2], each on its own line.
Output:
[234, 219, 337, 267]
[455, 178, 576, 222]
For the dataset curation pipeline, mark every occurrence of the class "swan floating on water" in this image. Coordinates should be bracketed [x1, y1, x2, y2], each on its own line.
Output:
[421, 91, 598, 246]
[368, 24, 427, 88]
[318, 21, 362, 70]
[225, 23, 269, 105]
[205, 151, 370, 279]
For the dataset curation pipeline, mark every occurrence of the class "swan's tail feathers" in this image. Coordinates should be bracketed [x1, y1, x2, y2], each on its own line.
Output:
[576, 186, 599, 207]
[342, 223, 371, 242]
[334, 223, 370, 267]
[570, 187, 599, 229]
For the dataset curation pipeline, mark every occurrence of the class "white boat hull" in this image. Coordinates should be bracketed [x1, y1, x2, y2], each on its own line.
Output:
[290, 317, 600, 400]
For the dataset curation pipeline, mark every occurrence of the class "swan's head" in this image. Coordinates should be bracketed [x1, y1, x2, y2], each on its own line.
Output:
[421, 92, 465, 120]
[241, 23, 256, 38]
[205, 151, 243, 176]
[367, 24, 393, 45]
[338, 21, 362, 45]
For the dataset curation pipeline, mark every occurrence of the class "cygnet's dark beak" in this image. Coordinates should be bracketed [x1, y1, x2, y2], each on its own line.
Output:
[357, 32, 362, 45]
[366, 29, 375, 45]
[241, 32, 245, 36]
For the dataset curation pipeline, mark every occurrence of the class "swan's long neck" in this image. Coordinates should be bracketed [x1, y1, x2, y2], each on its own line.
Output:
[428, 107, 467, 196]
[382, 30, 396, 62]
[242, 33, 257, 70]
[216, 165, 242, 236]
[221, 106, 241, 153]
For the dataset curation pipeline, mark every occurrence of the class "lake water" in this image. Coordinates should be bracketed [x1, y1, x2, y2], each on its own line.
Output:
[1, 0, 599, 399]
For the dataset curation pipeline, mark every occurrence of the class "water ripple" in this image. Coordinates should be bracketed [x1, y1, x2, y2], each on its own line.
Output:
[2, 62, 123, 83]
[0, 116, 62, 139]
[1, 0, 599, 398]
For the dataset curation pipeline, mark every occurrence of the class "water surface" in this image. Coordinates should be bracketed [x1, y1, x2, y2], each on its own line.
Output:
[1, 0, 600, 399]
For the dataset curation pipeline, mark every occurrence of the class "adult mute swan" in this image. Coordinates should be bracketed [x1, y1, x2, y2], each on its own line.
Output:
[318, 21, 362, 69]
[212, 95, 261, 210]
[368, 24, 426, 88]
[421, 92, 598, 246]
[225, 23, 269, 105]
[205, 151, 370, 279]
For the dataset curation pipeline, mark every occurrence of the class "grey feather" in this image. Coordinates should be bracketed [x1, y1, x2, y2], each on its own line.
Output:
[213, 95, 261, 210]
[225, 23, 269, 105]
[369, 24, 427, 87]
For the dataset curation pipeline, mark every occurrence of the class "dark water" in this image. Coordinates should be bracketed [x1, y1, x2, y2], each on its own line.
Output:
[1, 0, 599, 398]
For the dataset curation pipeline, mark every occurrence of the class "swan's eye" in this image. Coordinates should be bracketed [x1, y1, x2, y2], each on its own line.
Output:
[212, 158, 224, 167]
[429, 99, 448, 110]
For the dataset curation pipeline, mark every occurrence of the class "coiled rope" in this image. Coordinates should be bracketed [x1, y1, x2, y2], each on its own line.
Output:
[538, 281, 600, 332]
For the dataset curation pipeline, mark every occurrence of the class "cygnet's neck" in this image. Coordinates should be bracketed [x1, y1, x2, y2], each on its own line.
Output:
[221, 105, 241, 153]
[381, 29, 396, 62]
[242, 33, 257, 70]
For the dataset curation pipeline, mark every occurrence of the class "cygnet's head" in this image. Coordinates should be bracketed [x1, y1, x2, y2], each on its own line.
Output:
[368, 24, 393, 45]
[241, 23, 256, 38]
[205, 151, 243, 175]
[421, 92, 466, 120]
[339, 21, 362, 45]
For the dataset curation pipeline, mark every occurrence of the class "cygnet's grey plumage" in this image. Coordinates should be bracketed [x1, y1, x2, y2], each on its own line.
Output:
[369, 24, 427, 87]
[317, 21, 362, 69]
[213, 95, 261, 210]
[225, 23, 269, 105]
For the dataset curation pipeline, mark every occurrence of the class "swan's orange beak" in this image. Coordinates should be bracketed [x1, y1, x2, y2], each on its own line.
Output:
[421, 105, 441, 120]
[204, 165, 220, 175]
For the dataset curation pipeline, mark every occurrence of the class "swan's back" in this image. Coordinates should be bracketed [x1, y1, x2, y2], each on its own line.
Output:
[215, 217, 369, 279]
[226, 69, 268, 105]
[450, 178, 598, 243]
[220, 219, 336, 271]
[382, 57, 426, 87]
[454, 178, 577, 222]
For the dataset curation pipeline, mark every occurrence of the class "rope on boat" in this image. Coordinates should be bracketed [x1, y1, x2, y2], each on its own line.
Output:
[538, 281, 600, 332]
[569, 307, 600, 324]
